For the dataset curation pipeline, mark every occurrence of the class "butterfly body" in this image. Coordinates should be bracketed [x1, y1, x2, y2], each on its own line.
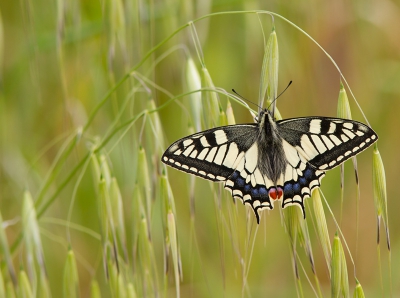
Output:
[162, 109, 378, 223]
[256, 109, 287, 185]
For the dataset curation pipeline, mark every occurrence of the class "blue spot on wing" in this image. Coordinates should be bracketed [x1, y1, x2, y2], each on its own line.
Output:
[224, 170, 273, 223]
[251, 188, 259, 196]
[304, 169, 313, 179]
[259, 187, 268, 195]
[231, 171, 239, 179]
[284, 184, 293, 196]
[236, 177, 245, 187]
[282, 164, 325, 218]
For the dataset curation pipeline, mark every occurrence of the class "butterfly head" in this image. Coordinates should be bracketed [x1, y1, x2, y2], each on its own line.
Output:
[256, 108, 277, 133]
[255, 108, 274, 123]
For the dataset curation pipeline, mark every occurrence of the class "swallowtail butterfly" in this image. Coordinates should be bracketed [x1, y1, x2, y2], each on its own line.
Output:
[162, 108, 378, 223]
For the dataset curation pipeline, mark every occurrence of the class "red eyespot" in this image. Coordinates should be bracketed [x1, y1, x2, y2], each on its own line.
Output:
[277, 187, 283, 198]
[269, 188, 277, 200]
[269, 187, 283, 200]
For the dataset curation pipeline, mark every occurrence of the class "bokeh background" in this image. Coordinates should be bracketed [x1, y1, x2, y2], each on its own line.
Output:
[0, 0, 399, 297]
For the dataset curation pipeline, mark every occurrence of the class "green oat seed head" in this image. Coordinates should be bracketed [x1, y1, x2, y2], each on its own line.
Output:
[372, 145, 390, 249]
[127, 282, 137, 298]
[98, 178, 110, 242]
[110, 177, 128, 261]
[116, 272, 127, 298]
[353, 279, 365, 298]
[91, 154, 102, 189]
[63, 249, 79, 298]
[336, 83, 352, 120]
[160, 174, 177, 226]
[283, 203, 315, 274]
[218, 109, 228, 127]
[331, 233, 349, 298]
[22, 191, 46, 282]
[0, 271, 4, 298]
[108, 0, 126, 57]
[18, 269, 33, 298]
[259, 26, 278, 115]
[0, 10, 3, 81]
[37, 270, 51, 298]
[312, 190, 332, 274]
[137, 218, 157, 295]
[108, 260, 118, 297]
[147, 99, 166, 157]
[6, 280, 16, 298]
[132, 181, 147, 275]
[185, 57, 203, 131]
[225, 100, 236, 125]
[159, 173, 182, 291]
[202, 67, 221, 127]
[167, 211, 181, 298]
[108, 260, 128, 298]
[90, 280, 101, 298]
[339, 235, 350, 298]
[137, 147, 152, 222]
[0, 211, 16, 286]
[99, 155, 112, 187]
[336, 81, 359, 227]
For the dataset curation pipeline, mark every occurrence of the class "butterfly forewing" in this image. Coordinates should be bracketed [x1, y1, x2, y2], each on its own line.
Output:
[162, 124, 258, 181]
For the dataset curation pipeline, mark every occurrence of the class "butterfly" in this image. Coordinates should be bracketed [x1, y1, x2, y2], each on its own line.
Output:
[161, 108, 378, 223]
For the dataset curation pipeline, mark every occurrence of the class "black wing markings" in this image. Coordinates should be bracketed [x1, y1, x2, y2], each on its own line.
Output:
[277, 117, 378, 170]
[162, 124, 258, 181]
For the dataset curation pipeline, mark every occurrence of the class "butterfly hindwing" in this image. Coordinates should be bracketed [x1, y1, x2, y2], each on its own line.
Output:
[162, 124, 258, 182]
[223, 143, 274, 221]
[279, 139, 326, 216]
[222, 144, 325, 222]
[277, 117, 378, 170]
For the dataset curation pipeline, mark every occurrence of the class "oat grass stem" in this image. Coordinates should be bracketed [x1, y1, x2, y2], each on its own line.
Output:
[319, 190, 356, 277]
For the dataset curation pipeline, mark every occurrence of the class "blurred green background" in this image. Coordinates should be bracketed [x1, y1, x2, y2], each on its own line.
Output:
[0, 0, 399, 296]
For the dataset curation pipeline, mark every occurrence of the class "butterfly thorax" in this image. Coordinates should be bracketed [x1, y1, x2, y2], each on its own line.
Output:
[257, 110, 287, 185]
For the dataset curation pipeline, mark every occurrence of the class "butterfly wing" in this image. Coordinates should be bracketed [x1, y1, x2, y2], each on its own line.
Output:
[162, 124, 259, 181]
[277, 117, 378, 170]
[276, 117, 378, 216]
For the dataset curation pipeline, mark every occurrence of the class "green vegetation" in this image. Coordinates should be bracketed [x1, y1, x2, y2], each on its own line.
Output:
[0, 2, 397, 297]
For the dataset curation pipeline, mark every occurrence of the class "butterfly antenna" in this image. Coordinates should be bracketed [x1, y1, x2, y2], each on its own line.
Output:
[267, 80, 293, 114]
[232, 89, 261, 110]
